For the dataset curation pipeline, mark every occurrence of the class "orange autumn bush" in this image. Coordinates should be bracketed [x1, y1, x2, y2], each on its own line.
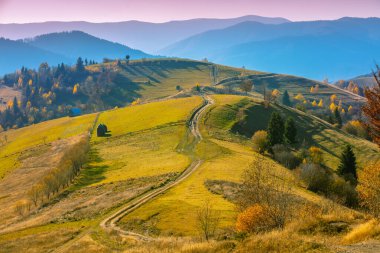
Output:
[236, 204, 272, 233]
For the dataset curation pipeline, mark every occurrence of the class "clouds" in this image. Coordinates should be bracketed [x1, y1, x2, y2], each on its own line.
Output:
[0, 0, 379, 23]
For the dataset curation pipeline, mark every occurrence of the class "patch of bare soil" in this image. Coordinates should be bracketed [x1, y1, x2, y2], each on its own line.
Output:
[0, 135, 84, 230]
[336, 240, 380, 253]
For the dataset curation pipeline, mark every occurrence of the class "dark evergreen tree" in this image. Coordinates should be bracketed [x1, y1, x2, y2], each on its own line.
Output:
[282, 90, 292, 106]
[334, 108, 342, 128]
[76, 57, 85, 73]
[338, 145, 357, 182]
[284, 117, 297, 144]
[267, 112, 284, 147]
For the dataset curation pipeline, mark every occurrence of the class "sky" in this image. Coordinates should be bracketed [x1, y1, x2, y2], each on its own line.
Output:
[0, 0, 379, 23]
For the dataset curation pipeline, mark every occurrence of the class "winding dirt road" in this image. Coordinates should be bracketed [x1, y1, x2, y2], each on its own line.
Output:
[99, 95, 214, 239]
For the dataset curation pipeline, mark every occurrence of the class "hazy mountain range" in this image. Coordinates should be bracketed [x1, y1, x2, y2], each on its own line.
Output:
[0, 15, 290, 53]
[0, 16, 379, 80]
[0, 31, 153, 75]
[161, 17, 380, 80]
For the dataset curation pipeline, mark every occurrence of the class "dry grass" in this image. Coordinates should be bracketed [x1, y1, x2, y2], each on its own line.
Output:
[90, 126, 190, 185]
[93, 96, 202, 142]
[343, 219, 380, 244]
[235, 230, 331, 253]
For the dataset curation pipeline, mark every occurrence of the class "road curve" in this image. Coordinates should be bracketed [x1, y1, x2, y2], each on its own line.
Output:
[100, 95, 214, 239]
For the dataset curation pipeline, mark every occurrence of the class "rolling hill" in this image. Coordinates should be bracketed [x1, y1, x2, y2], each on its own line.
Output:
[161, 17, 380, 80]
[0, 15, 290, 53]
[0, 58, 367, 132]
[0, 93, 379, 252]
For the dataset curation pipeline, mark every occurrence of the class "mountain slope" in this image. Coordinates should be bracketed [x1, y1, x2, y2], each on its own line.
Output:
[161, 17, 380, 80]
[0, 15, 290, 53]
[24, 31, 153, 62]
[0, 38, 70, 75]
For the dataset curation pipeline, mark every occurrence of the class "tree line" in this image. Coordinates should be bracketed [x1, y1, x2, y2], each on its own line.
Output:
[15, 135, 90, 215]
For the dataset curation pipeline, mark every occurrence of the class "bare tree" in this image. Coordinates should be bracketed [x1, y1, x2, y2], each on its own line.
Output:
[238, 156, 294, 229]
[196, 199, 221, 241]
[239, 80, 253, 94]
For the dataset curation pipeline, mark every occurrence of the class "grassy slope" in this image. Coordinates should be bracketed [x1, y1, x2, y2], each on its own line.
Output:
[217, 73, 365, 110]
[117, 95, 332, 236]
[0, 97, 202, 251]
[86, 58, 259, 104]
[205, 95, 380, 170]
[0, 114, 96, 178]
[88, 96, 202, 185]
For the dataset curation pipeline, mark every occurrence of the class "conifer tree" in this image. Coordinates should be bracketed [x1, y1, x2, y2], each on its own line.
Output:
[282, 90, 292, 106]
[284, 117, 297, 144]
[334, 108, 342, 128]
[267, 112, 284, 147]
[338, 145, 357, 182]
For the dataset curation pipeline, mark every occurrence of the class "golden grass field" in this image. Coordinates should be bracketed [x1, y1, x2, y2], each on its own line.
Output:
[1, 93, 380, 252]
[0, 114, 96, 178]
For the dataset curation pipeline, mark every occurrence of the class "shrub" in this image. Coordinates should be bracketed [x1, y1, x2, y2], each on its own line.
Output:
[328, 175, 358, 207]
[236, 204, 273, 233]
[300, 163, 330, 193]
[343, 120, 369, 139]
[251, 130, 268, 154]
[308, 146, 324, 165]
[272, 145, 300, 169]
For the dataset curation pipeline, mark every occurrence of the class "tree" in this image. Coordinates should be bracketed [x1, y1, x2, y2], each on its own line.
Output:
[73, 84, 79, 95]
[284, 117, 297, 144]
[239, 80, 253, 94]
[337, 145, 357, 183]
[238, 156, 293, 229]
[196, 200, 220, 241]
[309, 146, 324, 165]
[76, 57, 85, 73]
[362, 66, 380, 146]
[334, 108, 342, 128]
[271, 89, 280, 101]
[282, 90, 292, 106]
[267, 112, 284, 147]
[357, 162, 380, 217]
[252, 130, 268, 154]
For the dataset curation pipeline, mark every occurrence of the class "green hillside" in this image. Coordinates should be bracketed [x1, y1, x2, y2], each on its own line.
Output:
[0, 70, 379, 252]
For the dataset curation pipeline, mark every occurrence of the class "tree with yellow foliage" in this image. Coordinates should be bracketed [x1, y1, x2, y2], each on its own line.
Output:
[73, 84, 79, 95]
[294, 93, 305, 101]
[309, 146, 324, 164]
[311, 100, 317, 107]
[357, 162, 380, 217]
[271, 89, 280, 99]
[329, 102, 337, 112]
[318, 99, 324, 107]
[330, 94, 337, 103]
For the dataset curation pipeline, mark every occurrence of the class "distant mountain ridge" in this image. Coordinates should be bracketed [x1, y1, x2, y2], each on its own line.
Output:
[23, 31, 152, 62]
[160, 17, 380, 81]
[0, 31, 154, 76]
[0, 15, 290, 53]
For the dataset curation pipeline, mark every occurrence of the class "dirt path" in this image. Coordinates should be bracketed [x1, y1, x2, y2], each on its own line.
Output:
[100, 95, 213, 237]
[53, 95, 214, 252]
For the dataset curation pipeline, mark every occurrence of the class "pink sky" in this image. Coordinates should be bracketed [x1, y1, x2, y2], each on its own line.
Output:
[0, 0, 379, 23]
